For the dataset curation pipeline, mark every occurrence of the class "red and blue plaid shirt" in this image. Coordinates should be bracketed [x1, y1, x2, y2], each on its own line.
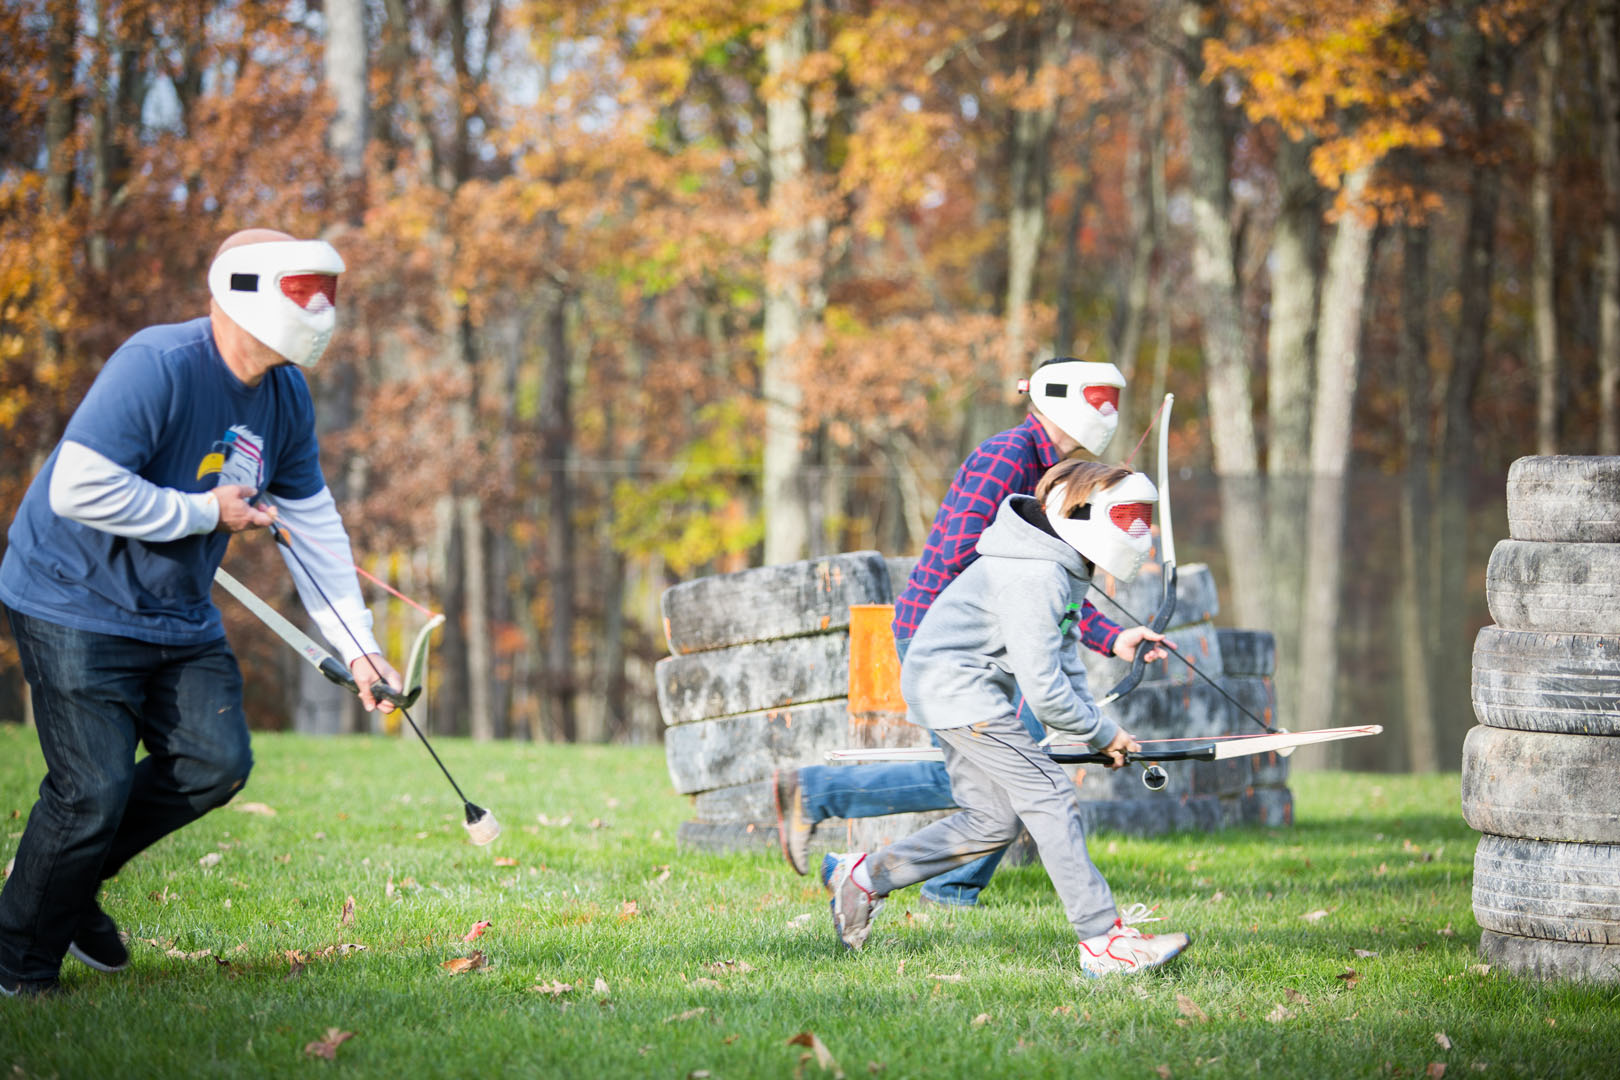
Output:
[891, 414, 1122, 655]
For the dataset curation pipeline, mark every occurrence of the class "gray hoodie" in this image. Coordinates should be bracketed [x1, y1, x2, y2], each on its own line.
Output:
[898, 493, 1119, 748]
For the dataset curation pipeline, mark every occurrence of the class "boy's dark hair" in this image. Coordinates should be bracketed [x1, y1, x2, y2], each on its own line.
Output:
[1036, 459, 1131, 519]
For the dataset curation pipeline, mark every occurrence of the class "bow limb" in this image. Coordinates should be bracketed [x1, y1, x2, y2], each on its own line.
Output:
[1095, 393, 1178, 708]
[826, 725, 1383, 765]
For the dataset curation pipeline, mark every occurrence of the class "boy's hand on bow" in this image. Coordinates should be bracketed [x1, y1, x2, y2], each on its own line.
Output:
[1112, 625, 1172, 664]
[1101, 729, 1141, 769]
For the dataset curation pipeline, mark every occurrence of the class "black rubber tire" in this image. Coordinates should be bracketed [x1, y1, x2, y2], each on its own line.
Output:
[1480, 930, 1620, 984]
[655, 632, 848, 726]
[1485, 539, 1620, 635]
[1216, 629, 1277, 677]
[663, 700, 850, 795]
[1507, 455, 1620, 543]
[1471, 626, 1620, 735]
[1472, 834, 1620, 944]
[1087, 562, 1221, 633]
[660, 551, 889, 655]
[1461, 725, 1620, 843]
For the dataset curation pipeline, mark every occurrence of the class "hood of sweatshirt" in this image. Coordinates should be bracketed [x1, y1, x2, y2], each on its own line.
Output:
[975, 493, 1094, 586]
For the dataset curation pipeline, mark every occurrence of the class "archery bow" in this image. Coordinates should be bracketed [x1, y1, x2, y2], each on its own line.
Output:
[1093, 393, 1177, 710]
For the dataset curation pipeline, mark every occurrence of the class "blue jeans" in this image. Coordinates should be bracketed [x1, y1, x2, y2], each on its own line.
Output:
[799, 635, 1044, 906]
[0, 607, 253, 982]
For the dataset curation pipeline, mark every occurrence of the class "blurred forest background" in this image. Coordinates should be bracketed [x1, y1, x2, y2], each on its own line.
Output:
[0, 0, 1600, 770]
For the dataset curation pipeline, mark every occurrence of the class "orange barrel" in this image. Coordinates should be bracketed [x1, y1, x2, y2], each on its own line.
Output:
[847, 604, 926, 748]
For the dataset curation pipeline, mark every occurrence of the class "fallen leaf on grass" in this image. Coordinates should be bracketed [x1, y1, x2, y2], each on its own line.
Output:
[234, 802, 277, 816]
[531, 979, 574, 996]
[166, 948, 213, 961]
[340, 896, 355, 926]
[1265, 1004, 1294, 1023]
[969, 1014, 991, 1029]
[274, 854, 291, 865]
[1284, 988, 1310, 1006]
[1175, 994, 1209, 1023]
[1469, 964, 1491, 976]
[1336, 969, 1361, 988]
[1300, 910, 1330, 923]
[707, 959, 754, 976]
[198, 852, 221, 869]
[463, 920, 492, 942]
[928, 973, 966, 983]
[619, 900, 640, 920]
[493, 856, 518, 867]
[653, 865, 672, 884]
[1435, 1033, 1453, 1051]
[1156, 1066, 1172, 1080]
[537, 813, 572, 827]
[694, 977, 724, 990]
[786, 1031, 846, 1078]
[3, 857, 13, 880]
[687, 1072, 710, 1079]
[1437, 924, 1456, 937]
[787, 914, 813, 930]
[1051, 1005, 1074, 1017]
[594, 976, 609, 997]
[302, 1028, 354, 1060]
[1427, 1064, 1447, 1078]
[442, 951, 487, 975]
[315, 944, 367, 958]
[867, 1063, 886, 1074]
[1353, 948, 1379, 958]
[665, 1007, 708, 1024]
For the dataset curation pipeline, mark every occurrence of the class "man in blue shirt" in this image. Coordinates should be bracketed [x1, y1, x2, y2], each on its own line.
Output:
[774, 359, 1168, 905]
[0, 228, 401, 997]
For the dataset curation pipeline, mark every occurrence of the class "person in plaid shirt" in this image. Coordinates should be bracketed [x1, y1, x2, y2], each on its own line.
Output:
[774, 358, 1169, 905]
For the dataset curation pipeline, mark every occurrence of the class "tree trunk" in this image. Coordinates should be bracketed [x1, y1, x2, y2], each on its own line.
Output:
[1264, 133, 1322, 729]
[541, 288, 577, 741]
[1597, 0, 1620, 452]
[1436, 29, 1507, 758]
[1397, 221, 1439, 772]
[1179, 0, 1266, 628]
[1110, 60, 1167, 447]
[761, 4, 815, 565]
[460, 496, 493, 741]
[1294, 168, 1375, 770]
[1533, 15, 1561, 455]
[324, 0, 369, 224]
[1004, 13, 1071, 386]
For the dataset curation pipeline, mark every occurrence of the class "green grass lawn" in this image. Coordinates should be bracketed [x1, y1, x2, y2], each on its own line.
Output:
[1, 723, 1616, 1079]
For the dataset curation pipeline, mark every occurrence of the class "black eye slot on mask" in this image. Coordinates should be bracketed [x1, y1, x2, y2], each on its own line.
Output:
[1067, 504, 1090, 520]
[1046, 383, 1069, 398]
[230, 273, 260, 292]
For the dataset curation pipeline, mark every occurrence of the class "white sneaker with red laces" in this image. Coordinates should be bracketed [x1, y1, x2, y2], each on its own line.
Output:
[1077, 904, 1190, 977]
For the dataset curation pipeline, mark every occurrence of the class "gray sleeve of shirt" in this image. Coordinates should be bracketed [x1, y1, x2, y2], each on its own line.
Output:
[990, 567, 1120, 748]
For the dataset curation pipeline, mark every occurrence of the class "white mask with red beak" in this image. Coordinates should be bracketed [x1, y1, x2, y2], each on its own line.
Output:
[1019, 359, 1127, 455]
[208, 240, 346, 368]
[1044, 471, 1158, 582]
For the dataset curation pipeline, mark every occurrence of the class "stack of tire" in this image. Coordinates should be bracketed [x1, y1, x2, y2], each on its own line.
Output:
[1465, 456, 1620, 983]
[656, 552, 892, 854]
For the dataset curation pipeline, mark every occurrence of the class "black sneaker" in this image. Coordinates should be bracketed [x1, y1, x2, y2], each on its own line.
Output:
[68, 903, 129, 973]
[0, 972, 61, 998]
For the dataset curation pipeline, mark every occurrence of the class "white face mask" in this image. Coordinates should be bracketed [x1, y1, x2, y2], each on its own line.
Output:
[1045, 471, 1158, 582]
[207, 240, 346, 368]
[1020, 360, 1127, 455]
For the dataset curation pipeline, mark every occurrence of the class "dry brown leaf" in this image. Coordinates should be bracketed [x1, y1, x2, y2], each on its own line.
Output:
[665, 1007, 708, 1023]
[1051, 1005, 1074, 1017]
[302, 1028, 354, 1060]
[314, 943, 367, 958]
[493, 856, 518, 867]
[385, 876, 395, 899]
[234, 802, 277, 816]
[2, 857, 12, 880]
[1300, 909, 1330, 923]
[1175, 994, 1209, 1023]
[340, 896, 356, 927]
[1427, 1064, 1447, 1079]
[531, 979, 574, 996]
[594, 976, 610, 996]
[1353, 948, 1379, 958]
[198, 852, 222, 869]
[442, 951, 487, 976]
[867, 1063, 886, 1075]
[1469, 964, 1492, 976]
[1437, 924, 1456, 937]
[654, 866, 672, 884]
[274, 854, 291, 865]
[707, 959, 754, 975]
[463, 920, 492, 942]
[1336, 969, 1361, 988]
[969, 1013, 991, 1029]
[1156, 1066, 1172, 1080]
[1284, 988, 1310, 1006]
[787, 913, 813, 929]
[786, 1031, 846, 1078]
[687, 1072, 710, 1080]
[1265, 1004, 1294, 1023]
[1435, 1033, 1453, 1051]
[619, 900, 640, 920]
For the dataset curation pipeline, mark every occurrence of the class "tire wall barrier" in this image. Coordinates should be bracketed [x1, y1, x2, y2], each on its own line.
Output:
[1467, 454, 1620, 983]
[660, 550, 1290, 856]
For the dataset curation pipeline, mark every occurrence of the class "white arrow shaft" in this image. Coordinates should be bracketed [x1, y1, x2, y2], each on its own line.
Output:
[826, 725, 1383, 765]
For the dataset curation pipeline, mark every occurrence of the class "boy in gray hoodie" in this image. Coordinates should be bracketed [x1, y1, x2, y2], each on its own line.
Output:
[822, 459, 1190, 976]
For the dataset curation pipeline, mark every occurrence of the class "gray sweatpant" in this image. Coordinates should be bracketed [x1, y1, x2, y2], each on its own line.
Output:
[864, 714, 1118, 939]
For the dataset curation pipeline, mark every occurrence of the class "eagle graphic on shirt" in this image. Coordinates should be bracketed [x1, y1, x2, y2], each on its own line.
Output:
[195, 425, 267, 490]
